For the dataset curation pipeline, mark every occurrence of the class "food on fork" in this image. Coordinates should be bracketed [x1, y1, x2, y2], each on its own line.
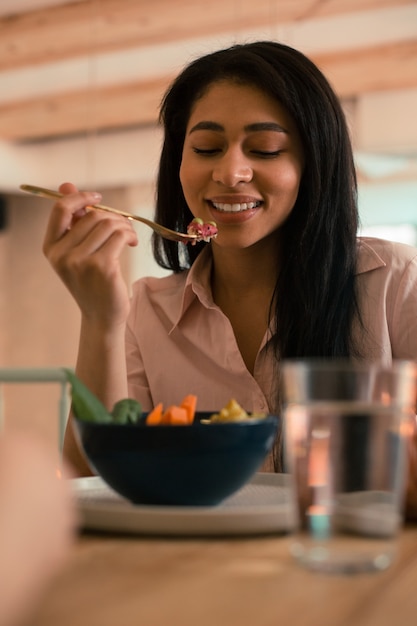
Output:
[186, 218, 218, 244]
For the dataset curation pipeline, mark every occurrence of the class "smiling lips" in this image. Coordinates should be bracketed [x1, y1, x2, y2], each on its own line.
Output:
[211, 200, 262, 213]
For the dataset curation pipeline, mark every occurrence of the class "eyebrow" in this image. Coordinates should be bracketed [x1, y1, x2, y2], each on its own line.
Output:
[188, 121, 288, 134]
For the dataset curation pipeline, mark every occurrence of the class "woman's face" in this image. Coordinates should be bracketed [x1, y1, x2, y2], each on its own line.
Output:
[180, 80, 304, 248]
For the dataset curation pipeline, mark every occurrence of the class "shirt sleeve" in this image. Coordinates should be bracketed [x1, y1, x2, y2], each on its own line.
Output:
[125, 287, 154, 411]
[389, 252, 417, 360]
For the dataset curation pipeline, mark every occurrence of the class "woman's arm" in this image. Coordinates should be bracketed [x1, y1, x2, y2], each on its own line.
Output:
[63, 319, 130, 476]
[43, 182, 138, 475]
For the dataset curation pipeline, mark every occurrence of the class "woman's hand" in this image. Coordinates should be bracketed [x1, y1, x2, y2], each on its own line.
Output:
[43, 182, 138, 329]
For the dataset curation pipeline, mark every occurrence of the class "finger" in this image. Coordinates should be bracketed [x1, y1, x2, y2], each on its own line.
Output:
[58, 182, 86, 226]
[58, 182, 102, 215]
[46, 212, 137, 276]
[59, 181, 79, 195]
[43, 189, 103, 249]
[69, 213, 138, 257]
[58, 183, 97, 224]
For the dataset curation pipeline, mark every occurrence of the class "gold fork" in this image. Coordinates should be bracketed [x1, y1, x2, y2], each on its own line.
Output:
[20, 184, 199, 244]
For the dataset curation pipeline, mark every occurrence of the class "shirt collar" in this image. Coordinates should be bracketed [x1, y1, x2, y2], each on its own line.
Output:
[170, 237, 386, 332]
[169, 247, 214, 333]
[356, 237, 387, 275]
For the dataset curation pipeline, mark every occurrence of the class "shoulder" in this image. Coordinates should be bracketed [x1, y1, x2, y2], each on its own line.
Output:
[130, 272, 189, 315]
[354, 237, 417, 361]
[132, 271, 188, 296]
[126, 271, 190, 334]
[357, 236, 417, 275]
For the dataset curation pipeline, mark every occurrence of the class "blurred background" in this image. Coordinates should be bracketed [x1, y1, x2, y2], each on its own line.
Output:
[0, 0, 416, 442]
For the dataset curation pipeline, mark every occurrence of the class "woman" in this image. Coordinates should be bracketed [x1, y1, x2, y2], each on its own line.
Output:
[43, 41, 417, 515]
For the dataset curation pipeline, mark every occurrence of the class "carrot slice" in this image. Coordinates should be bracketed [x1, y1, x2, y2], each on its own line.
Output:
[161, 405, 189, 425]
[180, 394, 197, 424]
[145, 402, 163, 425]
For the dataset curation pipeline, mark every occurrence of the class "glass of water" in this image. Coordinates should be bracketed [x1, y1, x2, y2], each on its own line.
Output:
[282, 359, 417, 574]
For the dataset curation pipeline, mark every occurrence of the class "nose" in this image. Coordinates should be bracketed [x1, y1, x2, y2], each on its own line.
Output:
[212, 149, 253, 187]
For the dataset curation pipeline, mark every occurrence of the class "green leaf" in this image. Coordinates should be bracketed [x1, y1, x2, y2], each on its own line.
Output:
[111, 398, 143, 424]
[63, 368, 113, 424]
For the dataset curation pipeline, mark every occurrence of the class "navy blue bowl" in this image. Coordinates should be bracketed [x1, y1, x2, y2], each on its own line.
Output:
[73, 413, 280, 506]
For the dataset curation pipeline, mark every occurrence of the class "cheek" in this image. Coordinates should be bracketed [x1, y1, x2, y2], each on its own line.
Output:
[179, 159, 198, 197]
[180, 160, 210, 209]
[179, 160, 186, 191]
[274, 163, 303, 196]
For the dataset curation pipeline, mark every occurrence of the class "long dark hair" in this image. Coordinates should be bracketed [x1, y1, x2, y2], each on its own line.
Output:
[153, 41, 363, 472]
[153, 40, 361, 360]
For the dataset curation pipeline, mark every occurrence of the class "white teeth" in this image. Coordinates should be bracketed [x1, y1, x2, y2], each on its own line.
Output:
[212, 201, 260, 212]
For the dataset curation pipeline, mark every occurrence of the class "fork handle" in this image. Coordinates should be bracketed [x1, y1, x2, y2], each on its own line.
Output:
[20, 184, 135, 220]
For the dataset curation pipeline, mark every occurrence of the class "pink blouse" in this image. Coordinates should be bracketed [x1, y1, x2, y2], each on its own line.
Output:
[126, 237, 417, 417]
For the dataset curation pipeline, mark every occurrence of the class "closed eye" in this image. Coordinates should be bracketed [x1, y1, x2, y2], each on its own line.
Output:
[251, 150, 282, 158]
[193, 147, 221, 155]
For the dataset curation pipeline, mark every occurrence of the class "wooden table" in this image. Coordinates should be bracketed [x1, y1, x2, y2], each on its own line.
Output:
[30, 524, 417, 626]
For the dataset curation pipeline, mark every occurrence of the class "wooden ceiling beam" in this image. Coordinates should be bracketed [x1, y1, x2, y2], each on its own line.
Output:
[1, 39, 416, 141]
[315, 39, 417, 97]
[0, 0, 414, 71]
[0, 77, 169, 141]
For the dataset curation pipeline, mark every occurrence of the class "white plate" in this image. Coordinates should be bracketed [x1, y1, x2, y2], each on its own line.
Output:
[72, 473, 296, 537]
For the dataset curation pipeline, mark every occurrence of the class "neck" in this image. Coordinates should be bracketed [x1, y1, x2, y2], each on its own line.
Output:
[210, 235, 281, 374]
[211, 236, 280, 298]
